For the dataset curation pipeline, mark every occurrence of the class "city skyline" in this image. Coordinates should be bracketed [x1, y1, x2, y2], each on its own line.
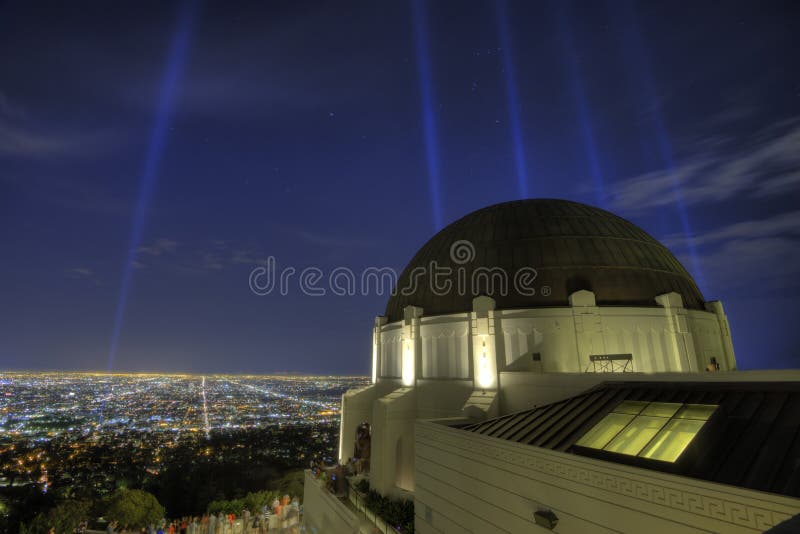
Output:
[0, 371, 364, 521]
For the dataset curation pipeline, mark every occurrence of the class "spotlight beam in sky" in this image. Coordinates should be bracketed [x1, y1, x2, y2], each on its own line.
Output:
[555, 3, 606, 207]
[613, 0, 707, 293]
[105, 1, 196, 378]
[496, 0, 531, 199]
[412, 0, 444, 231]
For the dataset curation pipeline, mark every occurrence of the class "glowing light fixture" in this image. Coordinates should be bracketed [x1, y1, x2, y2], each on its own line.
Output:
[477, 337, 493, 389]
[402, 340, 415, 386]
[371, 342, 378, 384]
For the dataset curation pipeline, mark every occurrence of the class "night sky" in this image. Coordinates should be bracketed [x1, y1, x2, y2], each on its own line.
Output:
[1, 1, 798, 374]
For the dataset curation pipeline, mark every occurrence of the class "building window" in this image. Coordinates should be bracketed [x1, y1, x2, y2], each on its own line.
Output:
[575, 401, 716, 462]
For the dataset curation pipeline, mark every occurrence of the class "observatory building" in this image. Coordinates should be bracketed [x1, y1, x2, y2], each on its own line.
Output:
[303, 199, 800, 533]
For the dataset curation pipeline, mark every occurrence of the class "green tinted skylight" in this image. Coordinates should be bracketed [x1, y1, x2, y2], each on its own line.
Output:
[639, 419, 707, 462]
[576, 401, 717, 463]
[613, 400, 648, 415]
[575, 413, 634, 449]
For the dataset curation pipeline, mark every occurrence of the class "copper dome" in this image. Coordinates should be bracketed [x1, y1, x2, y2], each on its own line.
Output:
[385, 199, 704, 322]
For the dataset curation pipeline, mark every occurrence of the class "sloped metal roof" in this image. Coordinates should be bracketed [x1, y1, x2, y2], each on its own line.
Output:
[462, 381, 800, 497]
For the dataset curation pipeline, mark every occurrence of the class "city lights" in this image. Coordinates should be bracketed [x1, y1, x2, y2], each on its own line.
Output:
[0, 372, 369, 495]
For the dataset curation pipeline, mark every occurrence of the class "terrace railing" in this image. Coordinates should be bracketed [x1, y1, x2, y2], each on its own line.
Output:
[347, 485, 403, 534]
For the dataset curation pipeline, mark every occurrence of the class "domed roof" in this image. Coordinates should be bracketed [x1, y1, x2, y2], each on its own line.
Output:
[385, 199, 704, 322]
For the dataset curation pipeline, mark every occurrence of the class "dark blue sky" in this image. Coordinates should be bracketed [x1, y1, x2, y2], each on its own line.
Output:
[1, 0, 798, 374]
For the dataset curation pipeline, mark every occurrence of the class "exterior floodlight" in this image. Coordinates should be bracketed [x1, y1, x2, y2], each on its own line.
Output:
[402, 340, 415, 386]
[371, 342, 378, 384]
[477, 337, 493, 389]
[534, 509, 558, 530]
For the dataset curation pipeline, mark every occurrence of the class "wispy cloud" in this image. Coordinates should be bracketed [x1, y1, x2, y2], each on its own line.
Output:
[296, 230, 374, 249]
[687, 236, 800, 296]
[131, 234, 370, 274]
[0, 91, 27, 121]
[709, 105, 758, 126]
[137, 238, 179, 256]
[132, 239, 271, 273]
[200, 252, 225, 271]
[0, 93, 128, 219]
[662, 211, 800, 248]
[115, 5, 386, 123]
[230, 248, 269, 267]
[667, 212, 800, 297]
[0, 172, 132, 217]
[133, 238, 179, 270]
[66, 267, 93, 277]
[0, 119, 118, 158]
[607, 118, 800, 211]
[0, 92, 120, 158]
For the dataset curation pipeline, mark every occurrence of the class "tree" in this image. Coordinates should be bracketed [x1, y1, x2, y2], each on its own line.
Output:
[20, 500, 90, 534]
[207, 497, 245, 515]
[104, 489, 164, 529]
[273, 470, 304, 499]
[206, 489, 281, 515]
[243, 490, 278, 515]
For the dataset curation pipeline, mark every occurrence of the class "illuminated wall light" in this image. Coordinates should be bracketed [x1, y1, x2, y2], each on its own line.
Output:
[338, 408, 345, 461]
[372, 342, 378, 384]
[477, 337, 493, 389]
[402, 340, 415, 386]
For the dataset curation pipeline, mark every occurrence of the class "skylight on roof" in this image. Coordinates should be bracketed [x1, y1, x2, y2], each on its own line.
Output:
[575, 401, 717, 463]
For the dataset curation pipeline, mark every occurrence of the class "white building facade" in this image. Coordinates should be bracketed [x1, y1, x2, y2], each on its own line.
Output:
[341, 290, 736, 496]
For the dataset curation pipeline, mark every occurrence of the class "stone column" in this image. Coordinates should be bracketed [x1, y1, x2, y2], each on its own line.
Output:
[402, 305, 423, 386]
[372, 316, 388, 383]
[462, 296, 500, 419]
[656, 292, 699, 372]
[705, 300, 737, 370]
[470, 296, 499, 390]
[569, 290, 605, 372]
